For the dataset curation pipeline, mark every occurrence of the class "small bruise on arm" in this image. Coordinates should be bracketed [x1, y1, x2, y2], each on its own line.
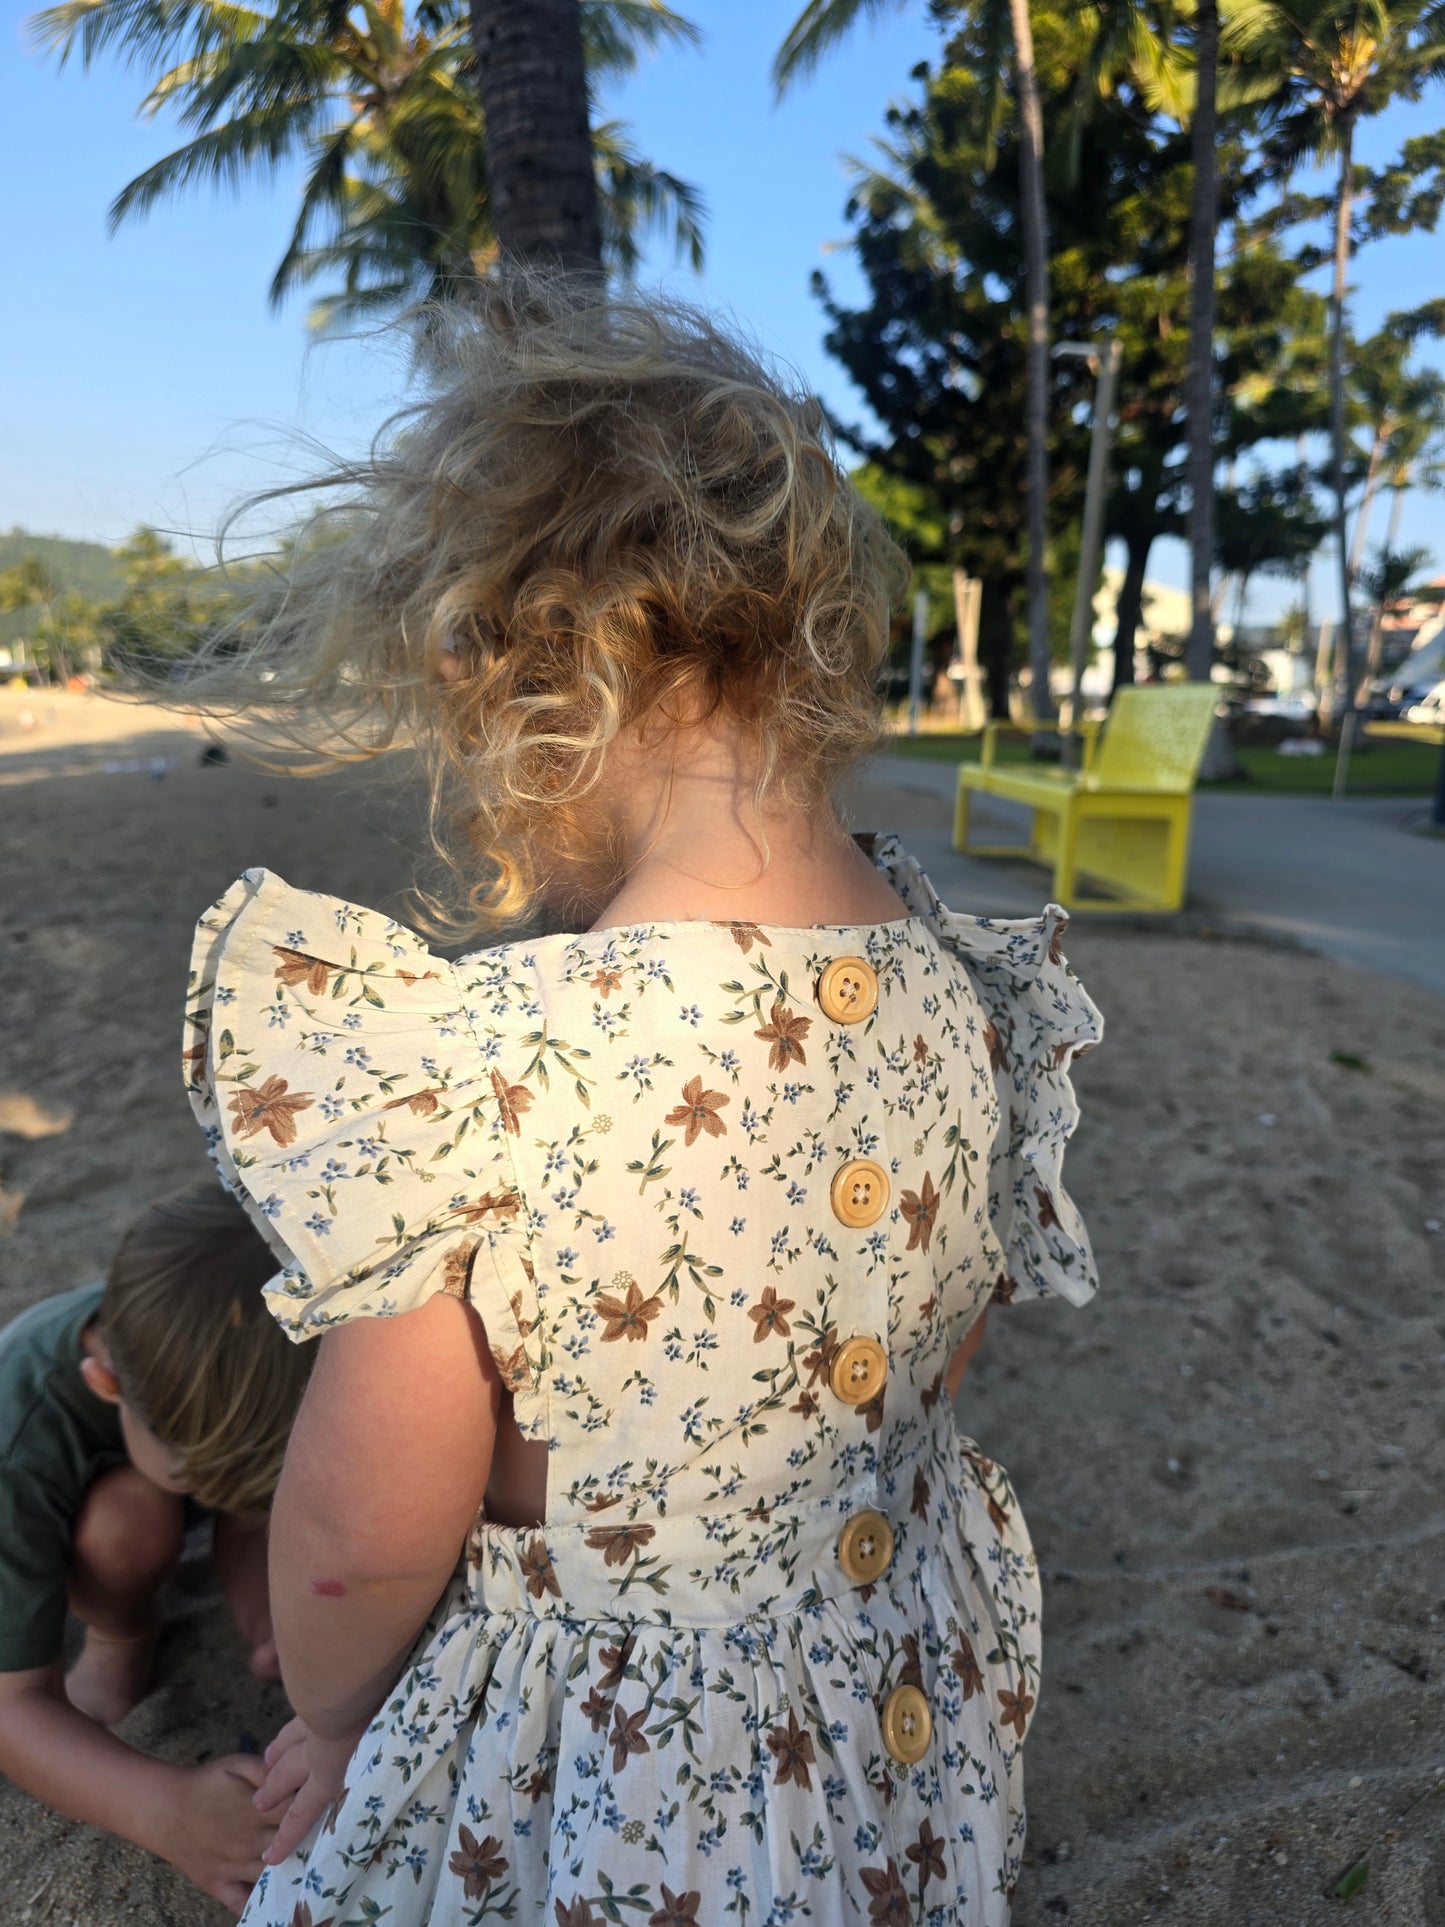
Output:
[310, 1577, 347, 1598]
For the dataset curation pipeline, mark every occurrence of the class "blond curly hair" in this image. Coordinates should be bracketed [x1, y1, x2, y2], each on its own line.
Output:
[177, 278, 908, 932]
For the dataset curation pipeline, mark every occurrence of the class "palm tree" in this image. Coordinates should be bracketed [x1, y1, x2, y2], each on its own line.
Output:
[1361, 378, 1445, 684]
[31, 0, 703, 325]
[1223, 1, 1445, 732]
[776, 0, 1059, 725]
[0, 556, 67, 681]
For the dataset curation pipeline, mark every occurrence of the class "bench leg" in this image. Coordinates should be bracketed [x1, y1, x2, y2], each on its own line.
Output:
[953, 778, 1038, 859]
[1052, 807, 1081, 909]
[953, 770, 970, 852]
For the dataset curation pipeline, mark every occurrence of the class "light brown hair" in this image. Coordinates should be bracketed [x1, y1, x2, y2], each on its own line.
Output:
[102, 1181, 311, 1514]
[166, 276, 909, 932]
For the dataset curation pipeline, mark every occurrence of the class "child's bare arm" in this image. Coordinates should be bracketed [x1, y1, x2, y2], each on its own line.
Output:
[0, 1666, 273, 1914]
[267, 1290, 501, 1740]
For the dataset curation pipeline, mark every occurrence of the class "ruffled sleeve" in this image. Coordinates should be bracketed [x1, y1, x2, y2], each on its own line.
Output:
[183, 870, 541, 1407]
[867, 835, 1104, 1307]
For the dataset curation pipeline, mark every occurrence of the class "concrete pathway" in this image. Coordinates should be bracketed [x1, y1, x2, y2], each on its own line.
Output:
[854, 756, 1445, 997]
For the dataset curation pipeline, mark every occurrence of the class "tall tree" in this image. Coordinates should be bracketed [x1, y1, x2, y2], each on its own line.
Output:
[1224, 0, 1445, 727]
[33, 0, 702, 321]
[775, 0, 1058, 726]
[469, 0, 601, 267]
[1185, 0, 1220, 682]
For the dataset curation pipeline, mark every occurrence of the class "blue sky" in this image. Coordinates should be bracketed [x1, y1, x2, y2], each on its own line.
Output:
[2, 0, 1442, 624]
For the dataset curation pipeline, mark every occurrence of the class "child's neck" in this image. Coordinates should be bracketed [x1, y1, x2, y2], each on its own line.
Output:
[587, 723, 906, 932]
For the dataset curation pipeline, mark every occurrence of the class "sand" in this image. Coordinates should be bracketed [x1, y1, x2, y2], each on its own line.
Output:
[0, 688, 1441, 1926]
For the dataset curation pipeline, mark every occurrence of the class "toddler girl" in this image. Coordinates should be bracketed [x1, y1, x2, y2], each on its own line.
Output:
[181, 280, 1102, 1925]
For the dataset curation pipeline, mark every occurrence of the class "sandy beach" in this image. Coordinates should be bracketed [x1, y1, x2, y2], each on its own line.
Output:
[0, 688, 1441, 1925]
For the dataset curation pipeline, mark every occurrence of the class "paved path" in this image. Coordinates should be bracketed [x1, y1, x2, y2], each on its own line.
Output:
[856, 756, 1445, 996]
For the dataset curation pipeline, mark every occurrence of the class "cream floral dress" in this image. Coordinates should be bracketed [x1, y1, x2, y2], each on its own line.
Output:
[185, 835, 1102, 1927]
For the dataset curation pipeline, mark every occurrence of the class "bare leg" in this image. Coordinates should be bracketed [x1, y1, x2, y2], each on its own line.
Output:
[213, 1512, 278, 1681]
[66, 1466, 183, 1725]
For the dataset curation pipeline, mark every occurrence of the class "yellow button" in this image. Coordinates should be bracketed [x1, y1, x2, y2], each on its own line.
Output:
[836, 1508, 894, 1584]
[881, 1683, 932, 1764]
[830, 1158, 889, 1228]
[831, 1335, 888, 1406]
[817, 956, 879, 1024]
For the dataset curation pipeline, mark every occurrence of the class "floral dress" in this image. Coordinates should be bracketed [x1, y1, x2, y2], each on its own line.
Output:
[184, 835, 1102, 1927]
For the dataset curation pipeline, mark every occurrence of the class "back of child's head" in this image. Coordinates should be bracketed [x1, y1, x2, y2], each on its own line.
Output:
[102, 1181, 311, 1514]
[166, 275, 908, 930]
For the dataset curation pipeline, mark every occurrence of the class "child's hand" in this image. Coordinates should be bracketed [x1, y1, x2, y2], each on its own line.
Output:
[167, 1753, 276, 1915]
[255, 1714, 364, 1866]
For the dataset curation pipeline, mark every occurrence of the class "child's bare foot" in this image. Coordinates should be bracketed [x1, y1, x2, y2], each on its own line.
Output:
[65, 1626, 157, 1726]
[249, 1636, 281, 1683]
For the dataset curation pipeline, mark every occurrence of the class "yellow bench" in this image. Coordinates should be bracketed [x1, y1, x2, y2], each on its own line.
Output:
[952, 684, 1219, 913]
[1364, 718, 1445, 747]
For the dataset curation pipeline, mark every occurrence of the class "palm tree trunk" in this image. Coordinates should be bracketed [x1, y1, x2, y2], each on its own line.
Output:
[1111, 527, 1152, 696]
[1010, 0, 1053, 730]
[1185, 0, 1219, 683]
[1329, 122, 1356, 722]
[469, 0, 603, 271]
[1363, 483, 1407, 687]
[1346, 419, 1387, 583]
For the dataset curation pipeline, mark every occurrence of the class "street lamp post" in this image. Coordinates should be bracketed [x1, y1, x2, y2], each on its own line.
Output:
[1054, 338, 1123, 770]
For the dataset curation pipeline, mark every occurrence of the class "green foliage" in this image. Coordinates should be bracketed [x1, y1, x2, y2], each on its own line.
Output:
[30, 0, 706, 331]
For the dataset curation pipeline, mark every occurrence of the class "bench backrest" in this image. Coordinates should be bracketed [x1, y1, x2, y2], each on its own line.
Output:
[1094, 684, 1219, 791]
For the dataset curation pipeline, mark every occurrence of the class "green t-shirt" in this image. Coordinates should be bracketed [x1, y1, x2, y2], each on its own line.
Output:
[0, 1282, 126, 1672]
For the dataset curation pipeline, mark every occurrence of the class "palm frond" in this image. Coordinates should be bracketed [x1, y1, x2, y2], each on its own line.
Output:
[593, 117, 706, 272]
[29, 0, 264, 71]
[772, 0, 908, 98]
[109, 99, 331, 225]
[581, 0, 701, 81]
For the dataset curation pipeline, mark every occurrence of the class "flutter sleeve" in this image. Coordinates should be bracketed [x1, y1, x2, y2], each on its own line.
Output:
[868, 835, 1105, 1307]
[183, 870, 540, 1406]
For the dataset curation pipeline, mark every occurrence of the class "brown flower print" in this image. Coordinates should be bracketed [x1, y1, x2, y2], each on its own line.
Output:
[524, 1765, 552, 1804]
[580, 1687, 611, 1733]
[860, 1859, 910, 1926]
[998, 1680, 1035, 1738]
[585, 1522, 657, 1567]
[448, 1188, 521, 1224]
[720, 920, 771, 953]
[983, 1018, 1008, 1072]
[589, 968, 622, 998]
[913, 1032, 929, 1065]
[765, 1711, 816, 1790]
[1048, 916, 1068, 964]
[449, 1826, 507, 1899]
[610, 1703, 651, 1774]
[440, 1240, 477, 1300]
[899, 1172, 939, 1254]
[802, 1327, 839, 1388]
[182, 1039, 207, 1091]
[1034, 1183, 1061, 1229]
[747, 1286, 795, 1344]
[898, 1632, 924, 1690]
[555, 1901, 599, 1927]
[986, 1494, 1010, 1537]
[595, 1277, 665, 1343]
[754, 1001, 811, 1072]
[648, 1886, 702, 1927]
[226, 1076, 314, 1147]
[951, 1635, 983, 1700]
[790, 1388, 819, 1417]
[517, 1537, 561, 1599]
[910, 1467, 931, 1521]
[906, 1818, 947, 1889]
[990, 1273, 1018, 1306]
[597, 1638, 634, 1691]
[383, 1087, 440, 1115]
[394, 966, 438, 987]
[491, 1068, 534, 1135]
[288, 1906, 335, 1927]
[858, 1388, 885, 1434]
[664, 1075, 729, 1146]
[272, 947, 331, 995]
[490, 1342, 530, 1391]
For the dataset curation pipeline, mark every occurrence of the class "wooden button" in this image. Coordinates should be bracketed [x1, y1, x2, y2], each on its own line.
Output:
[831, 1336, 888, 1406]
[830, 1158, 889, 1228]
[881, 1683, 932, 1764]
[817, 955, 878, 1024]
[836, 1508, 894, 1584]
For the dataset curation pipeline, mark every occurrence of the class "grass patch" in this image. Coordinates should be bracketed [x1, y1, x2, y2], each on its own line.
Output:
[881, 729, 1440, 796]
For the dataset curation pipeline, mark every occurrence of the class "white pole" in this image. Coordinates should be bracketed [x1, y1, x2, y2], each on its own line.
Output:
[907, 587, 929, 735]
